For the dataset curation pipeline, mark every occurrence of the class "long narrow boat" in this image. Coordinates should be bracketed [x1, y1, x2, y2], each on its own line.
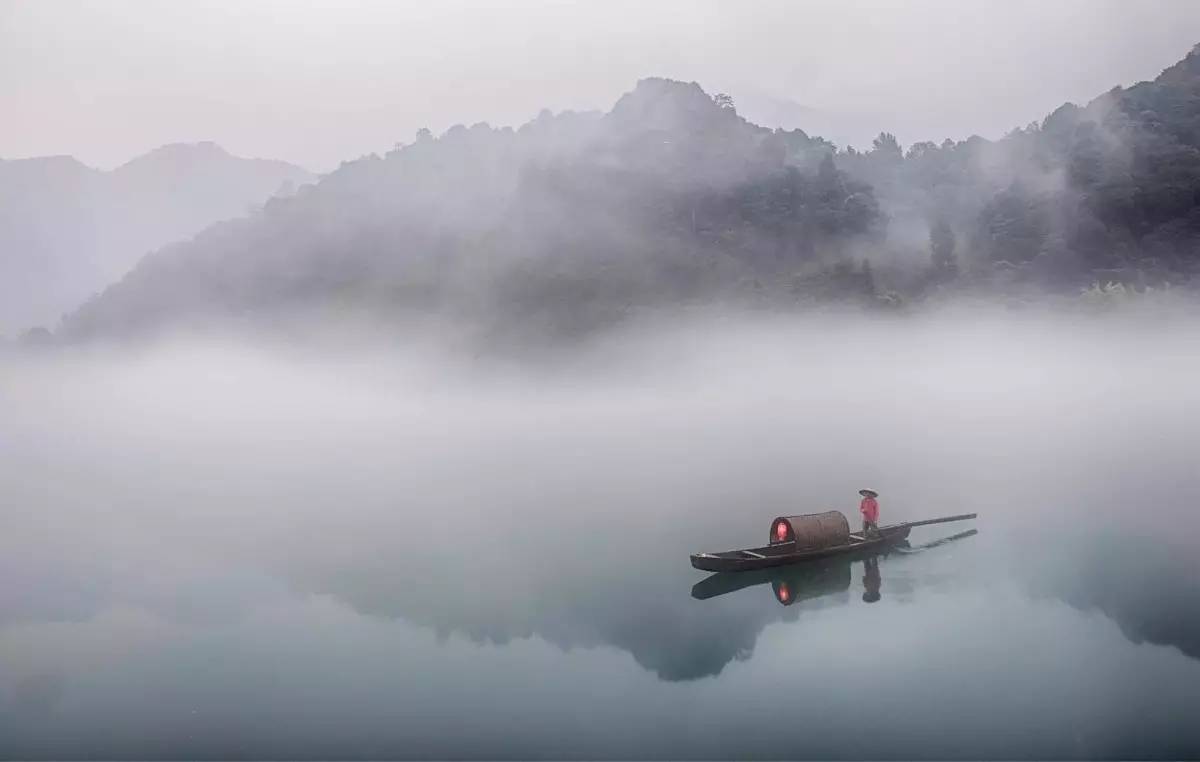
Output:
[691, 528, 978, 600]
[690, 511, 977, 573]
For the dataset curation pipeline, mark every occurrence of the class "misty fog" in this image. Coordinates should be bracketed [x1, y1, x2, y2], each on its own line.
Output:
[3, 312, 1199, 756]
[6, 2, 1200, 758]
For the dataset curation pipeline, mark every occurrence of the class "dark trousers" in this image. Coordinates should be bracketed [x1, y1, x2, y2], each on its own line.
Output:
[862, 519, 878, 536]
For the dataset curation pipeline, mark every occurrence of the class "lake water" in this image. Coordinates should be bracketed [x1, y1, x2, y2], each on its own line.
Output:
[2, 315, 1199, 758]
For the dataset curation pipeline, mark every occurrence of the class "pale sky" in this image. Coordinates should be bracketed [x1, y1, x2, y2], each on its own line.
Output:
[3, 0, 1200, 172]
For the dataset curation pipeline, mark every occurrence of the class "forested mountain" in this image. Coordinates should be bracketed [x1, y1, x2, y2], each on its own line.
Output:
[0, 142, 313, 334]
[832, 43, 1200, 295]
[60, 45, 1200, 341]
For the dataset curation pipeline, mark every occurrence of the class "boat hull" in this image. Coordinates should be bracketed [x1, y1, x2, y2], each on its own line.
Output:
[689, 526, 911, 573]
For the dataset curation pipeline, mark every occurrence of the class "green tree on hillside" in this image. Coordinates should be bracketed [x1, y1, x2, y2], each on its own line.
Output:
[930, 218, 958, 276]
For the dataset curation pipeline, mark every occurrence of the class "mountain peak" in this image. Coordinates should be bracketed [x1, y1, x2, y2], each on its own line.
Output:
[608, 77, 730, 132]
[0, 154, 93, 171]
[116, 141, 234, 172]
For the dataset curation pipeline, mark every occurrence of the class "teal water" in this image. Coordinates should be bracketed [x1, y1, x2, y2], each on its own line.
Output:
[2, 509, 1197, 759]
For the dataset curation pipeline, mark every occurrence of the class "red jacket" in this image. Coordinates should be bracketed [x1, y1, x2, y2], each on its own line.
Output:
[860, 497, 879, 523]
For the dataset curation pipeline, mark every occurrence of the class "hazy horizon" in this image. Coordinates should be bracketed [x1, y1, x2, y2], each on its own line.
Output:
[4, 0, 1200, 172]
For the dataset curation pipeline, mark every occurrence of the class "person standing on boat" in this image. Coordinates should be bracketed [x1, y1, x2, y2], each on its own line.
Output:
[859, 489, 880, 537]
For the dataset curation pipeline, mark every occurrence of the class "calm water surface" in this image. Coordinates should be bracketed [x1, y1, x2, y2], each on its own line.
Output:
[2, 321, 1199, 758]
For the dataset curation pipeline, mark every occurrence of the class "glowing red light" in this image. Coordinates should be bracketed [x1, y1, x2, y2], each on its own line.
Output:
[778, 584, 791, 602]
[775, 522, 788, 541]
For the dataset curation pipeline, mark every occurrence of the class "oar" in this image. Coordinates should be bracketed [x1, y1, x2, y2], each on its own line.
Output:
[885, 512, 977, 530]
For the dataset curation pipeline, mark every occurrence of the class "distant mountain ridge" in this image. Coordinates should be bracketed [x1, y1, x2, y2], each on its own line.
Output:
[53, 43, 1200, 343]
[0, 142, 314, 333]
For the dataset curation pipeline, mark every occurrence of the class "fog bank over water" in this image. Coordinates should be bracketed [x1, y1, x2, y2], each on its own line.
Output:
[5, 310, 1199, 590]
[3, 311, 1199, 757]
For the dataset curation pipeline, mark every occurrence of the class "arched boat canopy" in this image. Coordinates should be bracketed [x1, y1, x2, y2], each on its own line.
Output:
[769, 511, 850, 549]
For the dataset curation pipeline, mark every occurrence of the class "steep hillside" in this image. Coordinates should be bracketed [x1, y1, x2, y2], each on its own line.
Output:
[61, 82, 878, 341]
[836, 43, 1200, 292]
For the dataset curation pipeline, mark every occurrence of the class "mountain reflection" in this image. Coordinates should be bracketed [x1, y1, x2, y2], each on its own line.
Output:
[294, 532, 982, 682]
[296, 561, 785, 681]
[122, 520, 1195, 688]
[1025, 531, 1200, 661]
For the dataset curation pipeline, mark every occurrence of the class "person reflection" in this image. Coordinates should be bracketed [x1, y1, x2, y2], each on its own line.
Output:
[862, 556, 882, 603]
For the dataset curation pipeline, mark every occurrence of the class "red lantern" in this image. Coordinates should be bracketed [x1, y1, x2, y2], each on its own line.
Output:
[778, 583, 791, 603]
[775, 521, 788, 542]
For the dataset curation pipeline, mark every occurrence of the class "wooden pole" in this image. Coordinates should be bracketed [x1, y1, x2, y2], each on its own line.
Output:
[890, 512, 977, 529]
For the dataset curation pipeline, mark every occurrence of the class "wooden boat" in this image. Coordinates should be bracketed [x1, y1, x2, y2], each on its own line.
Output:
[690, 511, 977, 573]
[692, 528, 978, 600]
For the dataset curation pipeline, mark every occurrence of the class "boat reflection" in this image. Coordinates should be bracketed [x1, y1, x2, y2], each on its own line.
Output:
[693, 529, 979, 606]
[693, 551, 869, 605]
[772, 556, 854, 605]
